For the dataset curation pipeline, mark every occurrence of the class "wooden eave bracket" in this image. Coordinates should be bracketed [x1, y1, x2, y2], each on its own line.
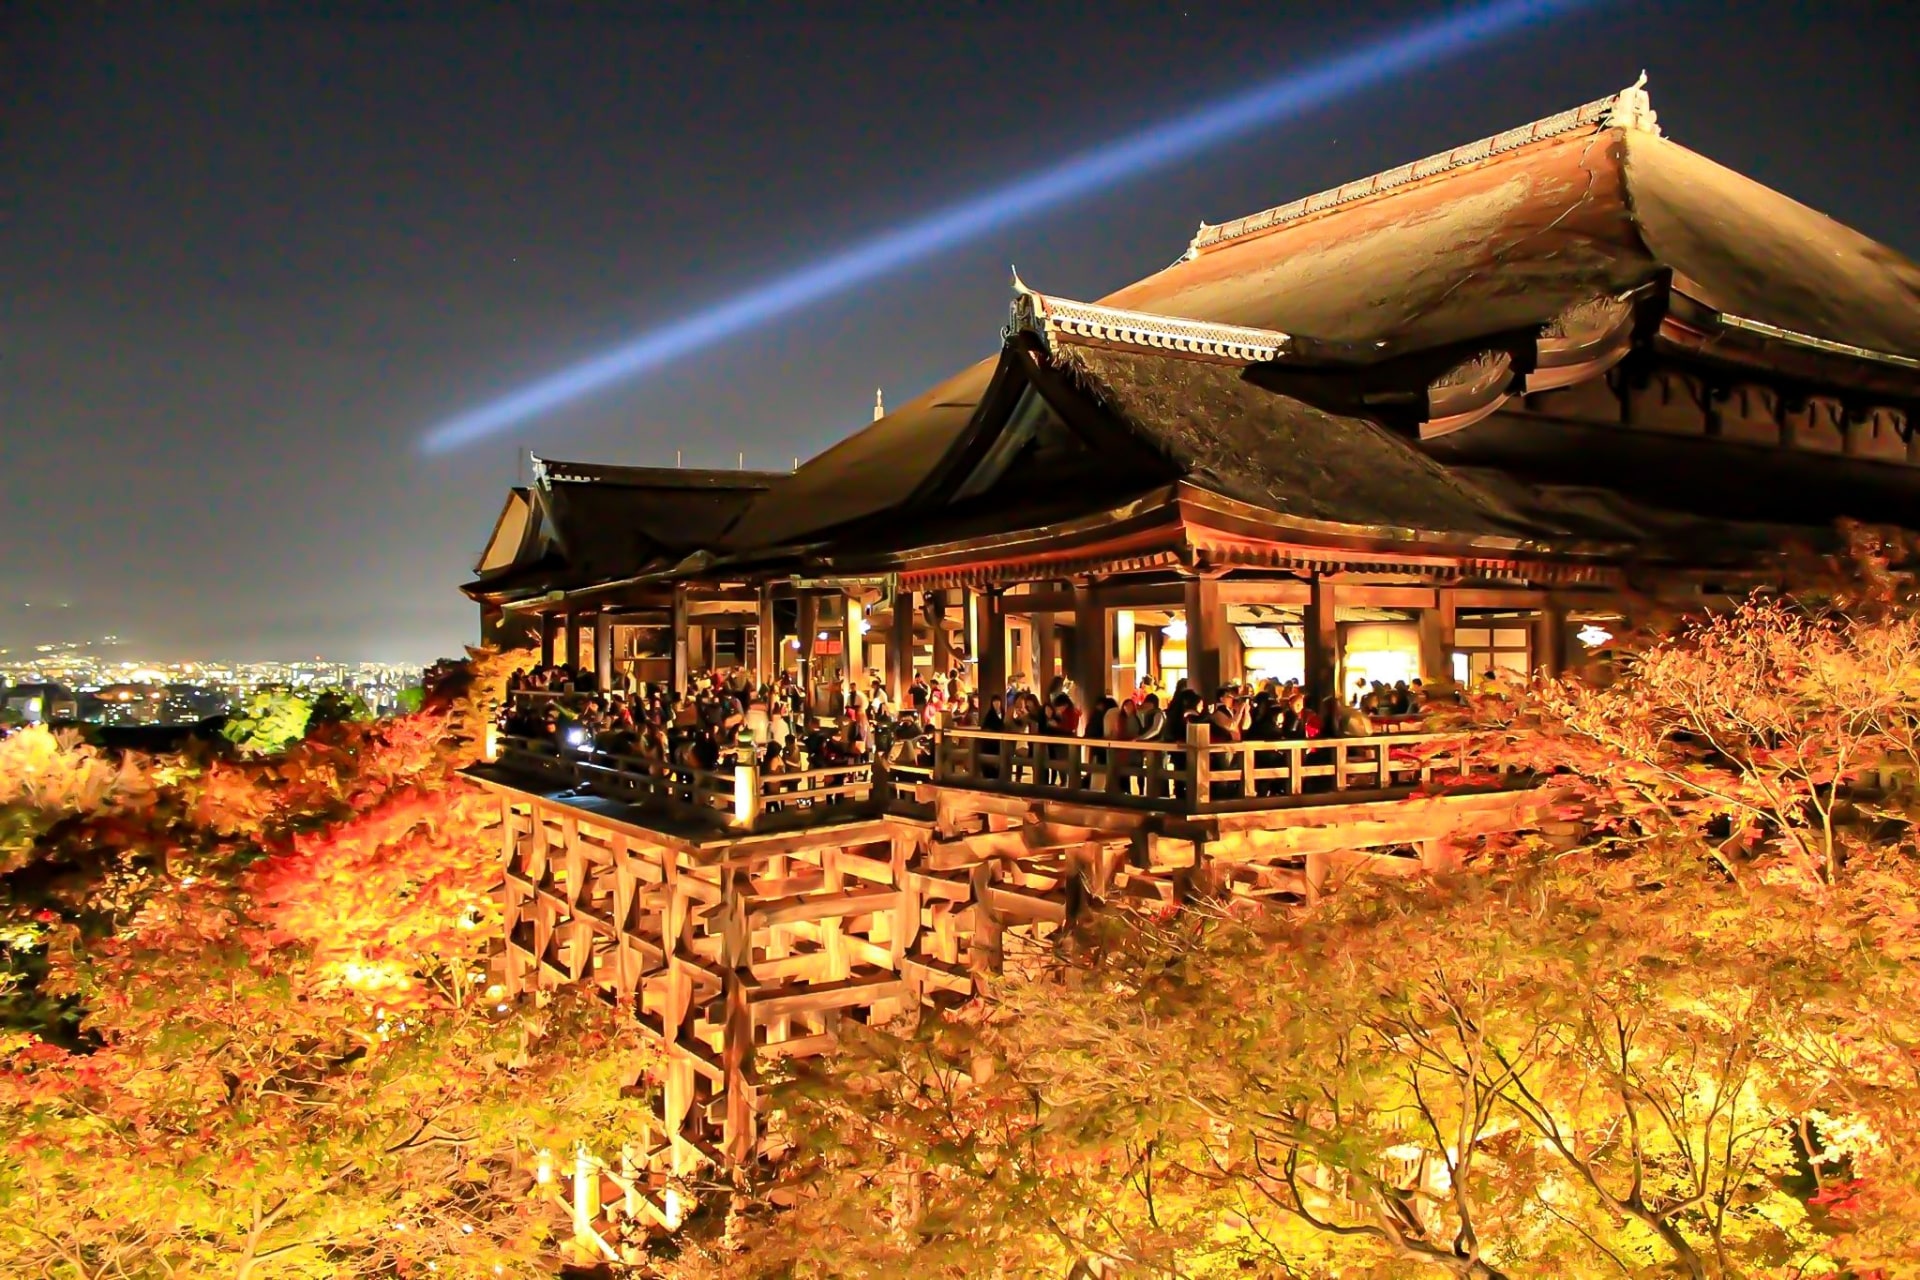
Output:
[1418, 293, 1645, 440]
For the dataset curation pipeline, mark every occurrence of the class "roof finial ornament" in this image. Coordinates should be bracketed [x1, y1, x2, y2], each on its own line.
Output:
[1605, 71, 1660, 135]
[1183, 223, 1211, 261]
[873, 387, 885, 421]
[1006, 267, 1051, 344]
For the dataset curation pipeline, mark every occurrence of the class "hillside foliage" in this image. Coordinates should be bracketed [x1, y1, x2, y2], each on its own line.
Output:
[10, 548, 1920, 1277]
[0, 649, 656, 1279]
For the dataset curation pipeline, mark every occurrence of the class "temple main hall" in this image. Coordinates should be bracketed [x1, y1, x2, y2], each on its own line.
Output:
[458, 80, 1920, 1223]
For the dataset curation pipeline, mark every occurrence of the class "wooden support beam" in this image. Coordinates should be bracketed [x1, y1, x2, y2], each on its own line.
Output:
[888, 589, 914, 705]
[1304, 576, 1338, 706]
[1450, 587, 1548, 609]
[1016, 576, 1308, 614]
[1034, 611, 1057, 689]
[1335, 585, 1438, 609]
[1073, 580, 1107, 707]
[750, 885, 901, 929]
[1221, 610, 1245, 685]
[746, 974, 911, 1021]
[979, 587, 1007, 705]
[1113, 608, 1137, 696]
[929, 590, 951, 680]
[1184, 576, 1224, 696]
[755, 584, 776, 689]
[845, 596, 866, 688]
[1216, 578, 1313, 607]
[1418, 589, 1456, 686]
[1535, 602, 1568, 678]
[798, 593, 819, 721]
[1002, 588, 1075, 616]
[670, 585, 690, 694]
[540, 612, 558, 667]
[594, 612, 614, 692]
[563, 607, 580, 670]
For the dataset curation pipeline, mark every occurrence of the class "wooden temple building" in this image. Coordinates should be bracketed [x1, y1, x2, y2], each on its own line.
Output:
[459, 80, 1920, 1230]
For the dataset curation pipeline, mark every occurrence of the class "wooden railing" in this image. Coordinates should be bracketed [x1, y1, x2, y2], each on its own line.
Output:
[931, 722, 1487, 813]
[492, 692, 1501, 828]
[500, 731, 877, 833]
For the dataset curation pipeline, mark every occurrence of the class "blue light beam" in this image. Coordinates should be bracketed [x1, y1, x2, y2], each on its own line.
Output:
[421, 0, 1593, 453]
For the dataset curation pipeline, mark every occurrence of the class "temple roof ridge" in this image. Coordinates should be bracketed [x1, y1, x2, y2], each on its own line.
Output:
[1186, 75, 1661, 258]
[529, 454, 783, 489]
[1008, 272, 1291, 363]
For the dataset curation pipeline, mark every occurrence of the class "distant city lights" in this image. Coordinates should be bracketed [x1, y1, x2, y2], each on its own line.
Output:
[0, 640, 423, 728]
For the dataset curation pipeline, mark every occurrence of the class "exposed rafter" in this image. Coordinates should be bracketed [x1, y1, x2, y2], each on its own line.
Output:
[1007, 273, 1291, 363]
[1187, 75, 1661, 257]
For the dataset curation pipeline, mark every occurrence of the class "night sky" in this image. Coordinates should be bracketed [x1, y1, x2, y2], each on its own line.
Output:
[5, 1, 1916, 662]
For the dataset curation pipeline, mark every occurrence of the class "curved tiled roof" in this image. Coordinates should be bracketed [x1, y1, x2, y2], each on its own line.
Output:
[1050, 339, 1527, 542]
[644, 82, 1920, 561]
[1105, 86, 1920, 366]
[719, 357, 998, 552]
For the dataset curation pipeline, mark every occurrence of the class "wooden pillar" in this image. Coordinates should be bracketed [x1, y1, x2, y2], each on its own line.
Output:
[1222, 616, 1246, 684]
[670, 585, 690, 694]
[845, 596, 866, 687]
[798, 594, 819, 721]
[755, 585, 776, 690]
[1184, 577, 1224, 696]
[593, 611, 614, 692]
[1304, 576, 1339, 705]
[1535, 602, 1568, 678]
[929, 591, 951, 680]
[1418, 589, 1457, 685]
[979, 587, 1007, 704]
[1072, 579, 1106, 709]
[562, 607, 580, 670]
[888, 589, 914, 704]
[1034, 611, 1057, 689]
[539, 611, 558, 666]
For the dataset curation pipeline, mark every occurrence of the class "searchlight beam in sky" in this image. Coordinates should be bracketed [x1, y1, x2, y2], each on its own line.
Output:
[421, 0, 1594, 454]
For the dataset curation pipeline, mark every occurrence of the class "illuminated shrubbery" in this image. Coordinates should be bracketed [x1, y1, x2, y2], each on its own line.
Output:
[0, 649, 656, 1278]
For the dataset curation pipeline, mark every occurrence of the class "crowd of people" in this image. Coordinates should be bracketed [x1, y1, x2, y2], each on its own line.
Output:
[502, 659, 1442, 784]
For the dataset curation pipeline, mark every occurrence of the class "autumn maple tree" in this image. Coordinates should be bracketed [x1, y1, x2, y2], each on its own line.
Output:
[0, 650, 656, 1279]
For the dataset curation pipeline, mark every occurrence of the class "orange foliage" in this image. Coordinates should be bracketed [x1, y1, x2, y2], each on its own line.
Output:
[0, 649, 654, 1279]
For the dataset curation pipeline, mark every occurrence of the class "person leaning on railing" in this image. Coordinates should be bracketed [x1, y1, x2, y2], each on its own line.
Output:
[1205, 686, 1250, 799]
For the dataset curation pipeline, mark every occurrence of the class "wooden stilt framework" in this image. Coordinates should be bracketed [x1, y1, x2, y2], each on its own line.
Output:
[488, 762, 1562, 1235]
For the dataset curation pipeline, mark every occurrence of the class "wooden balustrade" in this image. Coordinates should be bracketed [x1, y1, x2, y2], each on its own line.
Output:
[497, 690, 878, 833]
[932, 722, 1482, 813]
[498, 691, 1495, 828]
